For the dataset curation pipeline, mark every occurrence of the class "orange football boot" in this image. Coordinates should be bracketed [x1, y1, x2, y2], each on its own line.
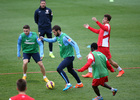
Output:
[116, 70, 124, 77]
[73, 83, 83, 88]
[82, 72, 93, 78]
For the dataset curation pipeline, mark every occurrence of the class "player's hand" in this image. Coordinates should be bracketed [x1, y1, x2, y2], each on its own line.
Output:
[40, 36, 44, 40]
[83, 24, 89, 28]
[40, 57, 43, 60]
[18, 57, 21, 59]
[78, 57, 82, 60]
[92, 17, 97, 22]
[73, 68, 78, 71]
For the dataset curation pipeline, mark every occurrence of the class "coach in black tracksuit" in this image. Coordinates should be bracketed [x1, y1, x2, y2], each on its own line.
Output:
[34, 0, 55, 58]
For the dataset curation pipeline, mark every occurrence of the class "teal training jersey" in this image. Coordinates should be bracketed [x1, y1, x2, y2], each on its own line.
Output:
[56, 33, 74, 58]
[92, 51, 109, 79]
[21, 32, 39, 53]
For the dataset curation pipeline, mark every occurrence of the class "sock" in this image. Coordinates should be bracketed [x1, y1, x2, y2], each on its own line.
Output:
[117, 66, 122, 71]
[77, 82, 82, 85]
[88, 67, 92, 73]
[43, 76, 46, 79]
[67, 83, 71, 85]
[23, 74, 26, 76]
[111, 88, 114, 91]
[50, 51, 52, 54]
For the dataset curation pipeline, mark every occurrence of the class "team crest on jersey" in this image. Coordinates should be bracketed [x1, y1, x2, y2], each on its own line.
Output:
[38, 38, 41, 41]
[45, 10, 49, 14]
[38, 11, 41, 13]
[68, 39, 71, 42]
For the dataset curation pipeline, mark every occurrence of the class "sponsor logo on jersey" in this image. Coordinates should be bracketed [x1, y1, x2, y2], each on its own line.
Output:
[24, 39, 35, 44]
[58, 41, 62, 46]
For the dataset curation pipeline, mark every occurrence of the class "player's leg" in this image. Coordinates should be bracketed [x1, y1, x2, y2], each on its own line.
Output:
[108, 58, 124, 77]
[46, 32, 55, 58]
[99, 46, 124, 77]
[92, 78, 104, 100]
[92, 86, 103, 100]
[57, 58, 72, 91]
[32, 53, 49, 82]
[39, 30, 45, 57]
[103, 83, 118, 96]
[82, 53, 93, 78]
[66, 57, 83, 88]
[22, 53, 31, 80]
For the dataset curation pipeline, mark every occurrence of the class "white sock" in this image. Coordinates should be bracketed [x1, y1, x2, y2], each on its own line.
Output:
[50, 52, 52, 54]
[88, 67, 92, 73]
[117, 66, 122, 71]
[23, 74, 26, 76]
[67, 83, 71, 85]
[43, 76, 46, 79]
[111, 88, 114, 91]
[78, 82, 82, 85]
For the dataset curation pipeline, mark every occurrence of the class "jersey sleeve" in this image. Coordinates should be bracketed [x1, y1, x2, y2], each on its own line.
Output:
[106, 60, 115, 72]
[50, 9, 53, 22]
[34, 10, 38, 24]
[63, 36, 82, 58]
[88, 26, 100, 34]
[36, 37, 44, 57]
[78, 53, 94, 72]
[17, 35, 22, 57]
[43, 37, 57, 43]
[96, 21, 109, 31]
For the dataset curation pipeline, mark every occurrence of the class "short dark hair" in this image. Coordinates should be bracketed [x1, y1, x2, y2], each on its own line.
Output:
[23, 25, 30, 29]
[104, 14, 112, 21]
[40, 0, 46, 2]
[52, 25, 61, 31]
[17, 79, 26, 91]
[91, 42, 98, 50]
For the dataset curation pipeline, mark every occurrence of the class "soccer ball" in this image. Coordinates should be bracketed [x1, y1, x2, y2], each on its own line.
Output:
[46, 81, 55, 89]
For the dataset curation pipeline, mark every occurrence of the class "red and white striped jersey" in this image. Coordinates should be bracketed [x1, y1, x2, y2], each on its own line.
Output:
[88, 21, 111, 47]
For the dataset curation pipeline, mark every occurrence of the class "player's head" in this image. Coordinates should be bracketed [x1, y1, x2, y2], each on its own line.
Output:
[16, 79, 27, 92]
[23, 25, 30, 36]
[102, 14, 112, 24]
[52, 25, 61, 37]
[91, 42, 98, 51]
[40, 0, 46, 8]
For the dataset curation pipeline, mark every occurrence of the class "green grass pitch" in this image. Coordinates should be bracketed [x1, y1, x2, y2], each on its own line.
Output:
[0, 0, 140, 100]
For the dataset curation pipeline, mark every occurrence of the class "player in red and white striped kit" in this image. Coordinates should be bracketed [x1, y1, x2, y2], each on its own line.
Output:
[83, 14, 124, 77]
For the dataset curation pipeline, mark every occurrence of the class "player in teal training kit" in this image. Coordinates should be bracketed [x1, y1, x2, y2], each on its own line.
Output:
[40, 25, 83, 91]
[76, 43, 117, 100]
[17, 25, 49, 82]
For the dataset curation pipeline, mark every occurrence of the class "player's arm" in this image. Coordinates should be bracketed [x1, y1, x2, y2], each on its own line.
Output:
[50, 9, 53, 22]
[96, 21, 108, 31]
[36, 36, 44, 57]
[17, 35, 22, 58]
[34, 10, 38, 24]
[84, 24, 100, 34]
[41, 36, 57, 43]
[77, 53, 94, 72]
[106, 58, 115, 72]
[63, 36, 82, 59]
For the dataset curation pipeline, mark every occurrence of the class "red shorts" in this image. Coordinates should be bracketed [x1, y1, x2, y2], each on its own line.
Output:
[98, 46, 112, 59]
[92, 76, 108, 86]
